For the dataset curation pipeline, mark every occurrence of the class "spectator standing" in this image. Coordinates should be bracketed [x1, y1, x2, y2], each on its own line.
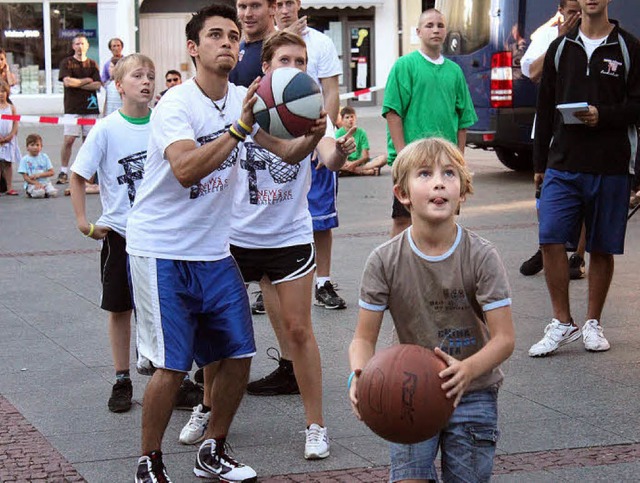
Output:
[0, 49, 16, 87]
[528, 0, 640, 357]
[101, 37, 124, 83]
[18, 134, 58, 198]
[154, 69, 182, 105]
[383, 8, 477, 237]
[0, 80, 20, 195]
[519, 0, 586, 279]
[103, 57, 123, 116]
[230, 0, 276, 88]
[57, 34, 102, 185]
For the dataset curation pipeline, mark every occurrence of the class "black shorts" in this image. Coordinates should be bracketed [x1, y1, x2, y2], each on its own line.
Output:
[392, 195, 411, 219]
[100, 231, 133, 312]
[230, 243, 315, 284]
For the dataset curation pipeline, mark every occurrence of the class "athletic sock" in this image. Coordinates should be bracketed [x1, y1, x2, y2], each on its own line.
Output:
[316, 276, 330, 289]
[202, 404, 211, 413]
[61, 166, 69, 174]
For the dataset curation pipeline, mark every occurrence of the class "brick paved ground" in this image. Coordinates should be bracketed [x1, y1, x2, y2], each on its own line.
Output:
[4, 388, 640, 483]
[0, 396, 85, 483]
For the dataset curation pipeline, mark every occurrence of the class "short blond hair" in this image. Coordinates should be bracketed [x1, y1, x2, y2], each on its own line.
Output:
[392, 137, 473, 201]
[112, 53, 155, 84]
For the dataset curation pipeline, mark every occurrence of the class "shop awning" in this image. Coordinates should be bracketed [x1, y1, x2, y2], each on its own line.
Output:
[303, 0, 384, 8]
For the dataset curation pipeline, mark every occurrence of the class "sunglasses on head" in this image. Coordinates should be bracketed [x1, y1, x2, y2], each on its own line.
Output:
[167, 77, 180, 82]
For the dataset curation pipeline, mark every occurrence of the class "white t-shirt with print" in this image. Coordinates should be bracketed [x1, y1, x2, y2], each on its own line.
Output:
[230, 118, 334, 249]
[126, 79, 246, 261]
[71, 111, 149, 237]
[303, 27, 342, 86]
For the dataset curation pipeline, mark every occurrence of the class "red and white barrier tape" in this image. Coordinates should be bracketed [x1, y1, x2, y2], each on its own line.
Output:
[1, 87, 383, 125]
[339, 86, 383, 100]
[0, 114, 97, 125]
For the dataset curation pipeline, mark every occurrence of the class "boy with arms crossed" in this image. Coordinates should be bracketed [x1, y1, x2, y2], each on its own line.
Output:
[349, 138, 514, 482]
[70, 54, 155, 413]
[383, 9, 477, 237]
[126, 6, 325, 482]
[181, 30, 356, 460]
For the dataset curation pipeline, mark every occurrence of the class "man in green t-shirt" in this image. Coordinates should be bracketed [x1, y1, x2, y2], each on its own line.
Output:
[383, 8, 477, 236]
[337, 106, 387, 176]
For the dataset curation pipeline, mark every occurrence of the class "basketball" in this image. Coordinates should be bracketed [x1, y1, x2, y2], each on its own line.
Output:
[253, 67, 323, 139]
[356, 344, 455, 444]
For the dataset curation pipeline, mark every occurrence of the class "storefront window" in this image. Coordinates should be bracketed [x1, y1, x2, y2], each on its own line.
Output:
[0, 3, 45, 94]
[51, 3, 99, 93]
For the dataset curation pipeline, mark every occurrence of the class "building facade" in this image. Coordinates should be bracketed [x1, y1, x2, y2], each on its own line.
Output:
[0, 0, 432, 114]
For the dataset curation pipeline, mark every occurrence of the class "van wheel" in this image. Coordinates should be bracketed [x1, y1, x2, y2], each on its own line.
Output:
[495, 148, 532, 172]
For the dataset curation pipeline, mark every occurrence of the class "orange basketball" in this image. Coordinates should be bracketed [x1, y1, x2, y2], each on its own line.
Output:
[356, 344, 455, 444]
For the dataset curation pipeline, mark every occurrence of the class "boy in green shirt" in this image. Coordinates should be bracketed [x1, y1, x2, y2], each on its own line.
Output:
[337, 106, 387, 176]
[383, 8, 477, 236]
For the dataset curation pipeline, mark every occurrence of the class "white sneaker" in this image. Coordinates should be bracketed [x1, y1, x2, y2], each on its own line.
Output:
[582, 319, 610, 352]
[304, 423, 330, 460]
[528, 319, 582, 357]
[179, 404, 210, 445]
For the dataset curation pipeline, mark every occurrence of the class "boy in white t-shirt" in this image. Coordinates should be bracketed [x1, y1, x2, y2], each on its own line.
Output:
[18, 134, 59, 198]
[70, 54, 155, 415]
[125, 6, 326, 482]
[180, 30, 356, 460]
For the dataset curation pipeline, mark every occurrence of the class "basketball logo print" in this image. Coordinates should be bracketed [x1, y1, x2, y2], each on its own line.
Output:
[253, 67, 323, 139]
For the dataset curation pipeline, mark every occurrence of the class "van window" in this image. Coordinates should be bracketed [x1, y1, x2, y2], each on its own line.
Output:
[436, 0, 491, 55]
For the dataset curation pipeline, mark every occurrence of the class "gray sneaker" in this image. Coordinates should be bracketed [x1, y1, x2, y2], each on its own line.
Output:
[314, 281, 346, 309]
[528, 319, 581, 357]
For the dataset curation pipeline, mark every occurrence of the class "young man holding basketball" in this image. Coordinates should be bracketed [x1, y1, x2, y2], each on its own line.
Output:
[348, 138, 515, 482]
[127, 5, 325, 482]
[181, 30, 356, 460]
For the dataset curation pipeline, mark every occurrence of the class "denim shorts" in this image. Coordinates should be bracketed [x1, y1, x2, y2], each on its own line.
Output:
[389, 387, 499, 483]
[538, 169, 630, 254]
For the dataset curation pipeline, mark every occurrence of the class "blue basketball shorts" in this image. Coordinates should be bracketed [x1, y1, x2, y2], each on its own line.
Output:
[129, 255, 256, 373]
[389, 387, 499, 483]
[308, 157, 339, 231]
[538, 169, 630, 254]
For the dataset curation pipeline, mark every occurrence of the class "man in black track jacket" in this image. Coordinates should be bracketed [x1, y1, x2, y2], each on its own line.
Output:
[529, 0, 640, 358]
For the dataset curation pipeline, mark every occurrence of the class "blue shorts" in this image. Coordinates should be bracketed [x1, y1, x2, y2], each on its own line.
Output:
[538, 169, 630, 254]
[389, 387, 499, 483]
[129, 255, 256, 373]
[308, 158, 338, 231]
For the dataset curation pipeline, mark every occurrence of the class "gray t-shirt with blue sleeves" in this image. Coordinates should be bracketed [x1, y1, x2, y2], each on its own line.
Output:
[359, 225, 511, 392]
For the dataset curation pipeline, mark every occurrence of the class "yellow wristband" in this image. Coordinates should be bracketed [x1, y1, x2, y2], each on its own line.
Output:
[229, 125, 246, 141]
[237, 118, 252, 133]
[84, 223, 95, 238]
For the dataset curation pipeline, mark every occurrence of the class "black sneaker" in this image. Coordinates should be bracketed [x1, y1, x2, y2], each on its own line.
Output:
[136, 451, 172, 483]
[174, 378, 204, 410]
[246, 347, 299, 396]
[55, 172, 68, 184]
[251, 292, 266, 315]
[108, 379, 132, 413]
[519, 249, 543, 276]
[314, 281, 346, 309]
[194, 439, 257, 482]
[568, 253, 586, 280]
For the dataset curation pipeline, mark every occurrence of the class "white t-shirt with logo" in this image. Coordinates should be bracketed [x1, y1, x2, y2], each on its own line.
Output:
[303, 27, 343, 86]
[230, 119, 334, 249]
[71, 111, 149, 237]
[126, 80, 246, 261]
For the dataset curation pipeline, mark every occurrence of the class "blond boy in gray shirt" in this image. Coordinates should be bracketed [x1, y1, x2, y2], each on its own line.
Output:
[349, 137, 515, 482]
